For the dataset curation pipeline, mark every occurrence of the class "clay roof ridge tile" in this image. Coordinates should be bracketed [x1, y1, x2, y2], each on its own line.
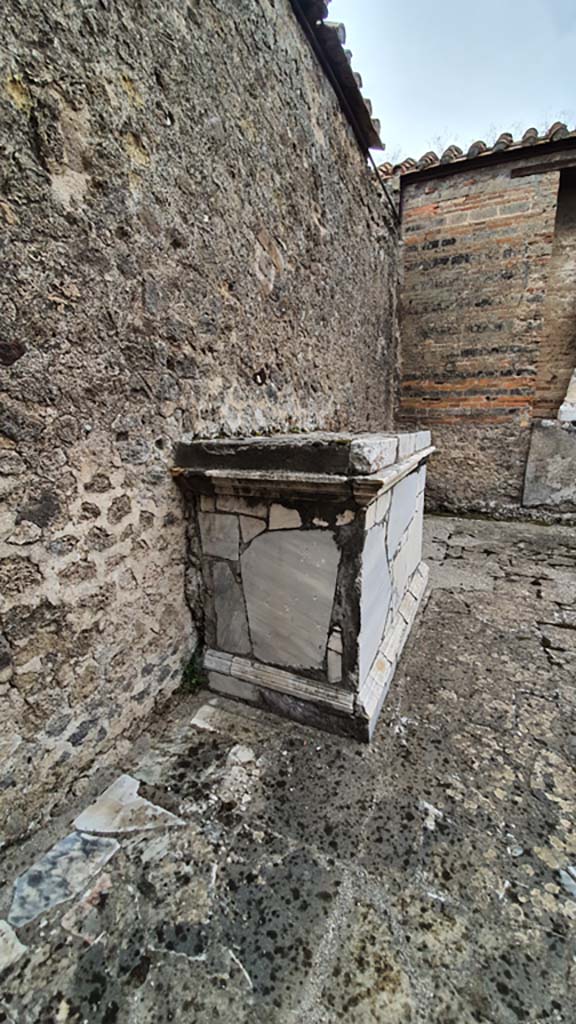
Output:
[377, 121, 576, 179]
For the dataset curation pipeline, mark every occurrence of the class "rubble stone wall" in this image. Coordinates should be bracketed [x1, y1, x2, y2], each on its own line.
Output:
[397, 152, 571, 510]
[0, 0, 399, 837]
[533, 169, 576, 417]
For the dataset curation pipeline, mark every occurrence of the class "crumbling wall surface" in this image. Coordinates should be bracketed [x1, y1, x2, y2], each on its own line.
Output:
[0, 0, 398, 837]
[533, 169, 576, 417]
[397, 155, 562, 510]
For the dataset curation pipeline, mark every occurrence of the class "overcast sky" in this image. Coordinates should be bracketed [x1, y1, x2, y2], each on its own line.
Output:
[328, 0, 576, 164]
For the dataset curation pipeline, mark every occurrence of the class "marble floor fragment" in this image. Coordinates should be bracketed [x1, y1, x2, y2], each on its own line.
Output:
[0, 919, 27, 971]
[8, 832, 119, 928]
[73, 773, 185, 833]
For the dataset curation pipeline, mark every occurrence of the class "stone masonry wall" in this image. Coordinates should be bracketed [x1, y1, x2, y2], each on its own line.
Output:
[0, 0, 398, 838]
[533, 169, 576, 417]
[397, 153, 568, 510]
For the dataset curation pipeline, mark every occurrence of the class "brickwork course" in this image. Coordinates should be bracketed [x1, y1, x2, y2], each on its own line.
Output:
[384, 129, 576, 511]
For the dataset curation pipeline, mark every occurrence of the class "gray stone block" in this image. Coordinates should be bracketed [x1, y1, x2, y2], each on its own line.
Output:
[199, 512, 240, 560]
[523, 421, 576, 508]
[213, 562, 251, 654]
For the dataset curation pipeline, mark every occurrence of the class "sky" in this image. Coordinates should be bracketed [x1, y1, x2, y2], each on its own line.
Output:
[328, 0, 576, 164]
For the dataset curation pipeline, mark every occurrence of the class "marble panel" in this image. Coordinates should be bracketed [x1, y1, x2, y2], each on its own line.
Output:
[213, 562, 251, 655]
[241, 530, 340, 669]
[387, 470, 420, 558]
[198, 512, 239, 560]
[240, 515, 266, 544]
[269, 504, 302, 530]
[359, 519, 391, 684]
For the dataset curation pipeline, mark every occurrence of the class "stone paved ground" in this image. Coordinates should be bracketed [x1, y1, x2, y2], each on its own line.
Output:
[1, 516, 575, 1024]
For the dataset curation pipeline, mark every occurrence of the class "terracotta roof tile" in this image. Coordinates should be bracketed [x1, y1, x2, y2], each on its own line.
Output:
[290, 1, 384, 152]
[378, 122, 576, 178]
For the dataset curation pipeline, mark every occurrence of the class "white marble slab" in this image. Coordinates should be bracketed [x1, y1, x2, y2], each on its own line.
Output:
[387, 470, 420, 559]
[241, 530, 340, 669]
[74, 774, 185, 833]
[359, 519, 392, 684]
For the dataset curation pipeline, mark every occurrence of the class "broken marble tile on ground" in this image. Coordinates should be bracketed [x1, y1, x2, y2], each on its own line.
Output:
[60, 873, 112, 945]
[0, 919, 27, 972]
[8, 832, 119, 928]
[73, 773, 185, 833]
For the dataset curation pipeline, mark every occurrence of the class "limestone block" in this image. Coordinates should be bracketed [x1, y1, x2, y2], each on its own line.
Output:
[199, 512, 239, 560]
[199, 494, 215, 512]
[350, 435, 397, 473]
[359, 519, 391, 683]
[213, 562, 251, 655]
[241, 530, 340, 669]
[387, 469, 420, 558]
[269, 504, 302, 530]
[523, 421, 576, 507]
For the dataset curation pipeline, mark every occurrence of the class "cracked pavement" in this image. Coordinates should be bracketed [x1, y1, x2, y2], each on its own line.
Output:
[0, 515, 575, 1023]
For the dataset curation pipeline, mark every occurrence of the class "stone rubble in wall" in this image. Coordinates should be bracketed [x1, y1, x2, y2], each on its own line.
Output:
[558, 369, 576, 423]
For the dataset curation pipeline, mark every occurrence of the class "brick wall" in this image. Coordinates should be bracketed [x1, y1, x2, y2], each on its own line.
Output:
[398, 152, 568, 509]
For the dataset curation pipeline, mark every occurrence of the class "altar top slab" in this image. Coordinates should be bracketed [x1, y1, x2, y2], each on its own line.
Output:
[175, 431, 431, 477]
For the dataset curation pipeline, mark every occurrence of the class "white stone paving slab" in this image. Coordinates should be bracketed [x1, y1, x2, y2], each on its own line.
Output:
[241, 530, 340, 669]
[74, 774, 185, 834]
[0, 919, 27, 971]
[8, 832, 119, 928]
